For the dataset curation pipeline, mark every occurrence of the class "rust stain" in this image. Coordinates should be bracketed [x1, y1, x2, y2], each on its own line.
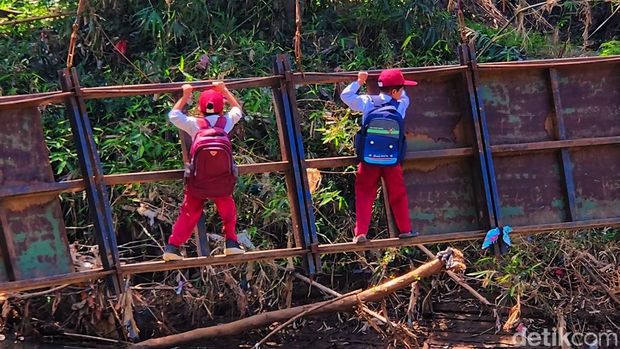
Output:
[0, 194, 56, 211]
[544, 112, 555, 138]
[405, 158, 460, 172]
[452, 118, 467, 145]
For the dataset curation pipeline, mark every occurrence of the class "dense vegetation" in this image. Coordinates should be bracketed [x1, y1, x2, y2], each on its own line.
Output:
[0, 0, 618, 344]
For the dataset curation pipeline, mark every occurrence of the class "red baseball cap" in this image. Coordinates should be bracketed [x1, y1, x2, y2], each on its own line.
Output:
[378, 69, 418, 88]
[198, 89, 224, 114]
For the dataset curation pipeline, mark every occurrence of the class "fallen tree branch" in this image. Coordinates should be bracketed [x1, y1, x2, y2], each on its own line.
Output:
[10, 284, 69, 300]
[253, 289, 361, 348]
[416, 245, 493, 306]
[283, 267, 418, 341]
[132, 248, 465, 348]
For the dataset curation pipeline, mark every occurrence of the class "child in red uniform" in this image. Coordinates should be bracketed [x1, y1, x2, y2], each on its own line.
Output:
[163, 82, 244, 260]
[340, 69, 419, 243]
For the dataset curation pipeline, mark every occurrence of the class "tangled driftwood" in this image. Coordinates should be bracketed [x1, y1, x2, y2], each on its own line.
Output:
[132, 248, 466, 348]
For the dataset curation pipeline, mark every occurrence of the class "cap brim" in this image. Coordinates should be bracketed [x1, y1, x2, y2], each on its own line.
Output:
[404, 80, 418, 86]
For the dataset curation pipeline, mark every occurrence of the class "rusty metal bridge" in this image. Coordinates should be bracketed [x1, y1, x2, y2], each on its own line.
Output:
[1, 44, 619, 294]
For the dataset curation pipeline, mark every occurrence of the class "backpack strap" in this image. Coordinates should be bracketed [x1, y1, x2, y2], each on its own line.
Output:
[370, 95, 400, 109]
[213, 115, 228, 130]
[196, 115, 228, 132]
[195, 117, 207, 129]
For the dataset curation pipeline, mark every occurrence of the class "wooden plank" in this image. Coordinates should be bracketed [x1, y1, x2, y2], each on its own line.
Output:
[120, 247, 305, 275]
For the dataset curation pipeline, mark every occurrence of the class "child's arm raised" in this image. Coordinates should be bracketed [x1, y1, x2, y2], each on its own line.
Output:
[340, 71, 371, 112]
[168, 84, 199, 135]
[213, 81, 241, 109]
[173, 84, 193, 110]
[397, 88, 410, 116]
[213, 81, 243, 126]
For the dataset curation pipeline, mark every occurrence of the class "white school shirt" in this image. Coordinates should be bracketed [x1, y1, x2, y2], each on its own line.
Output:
[168, 107, 243, 138]
[340, 81, 410, 123]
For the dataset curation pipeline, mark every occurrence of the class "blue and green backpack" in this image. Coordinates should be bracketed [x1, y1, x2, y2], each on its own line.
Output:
[354, 96, 406, 167]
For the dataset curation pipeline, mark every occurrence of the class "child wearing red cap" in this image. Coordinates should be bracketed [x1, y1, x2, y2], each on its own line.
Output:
[163, 82, 244, 260]
[340, 69, 419, 243]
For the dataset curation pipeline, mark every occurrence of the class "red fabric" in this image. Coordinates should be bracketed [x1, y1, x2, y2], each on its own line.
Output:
[168, 191, 238, 247]
[198, 90, 224, 114]
[114, 39, 128, 55]
[354, 163, 412, 236]
[378, 68, 417, 87]
[196, 116, 227, 130]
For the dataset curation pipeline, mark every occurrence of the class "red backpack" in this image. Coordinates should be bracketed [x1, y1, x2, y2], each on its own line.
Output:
[185, 116, 237, 198]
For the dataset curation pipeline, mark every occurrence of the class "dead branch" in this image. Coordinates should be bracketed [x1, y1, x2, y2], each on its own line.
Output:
[416, 245, 493, 306]
[254, 289, 361, 348]
[132, 248, 465, 348]
[285, 268, 418, 341]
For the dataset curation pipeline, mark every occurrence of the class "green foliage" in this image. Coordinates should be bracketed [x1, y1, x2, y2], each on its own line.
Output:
[600, 40, 620, 56]
[1, 0, 616, 265]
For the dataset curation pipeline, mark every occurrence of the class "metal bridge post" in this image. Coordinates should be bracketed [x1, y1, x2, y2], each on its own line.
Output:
[272, 55, 321, 274]
[459, 44, 506, 255]
[59, 68, 122, 294]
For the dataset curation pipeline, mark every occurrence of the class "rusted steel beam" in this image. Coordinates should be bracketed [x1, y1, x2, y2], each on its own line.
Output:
[294, 66, 466, 85]
[4, 215, 619, 293]
[317, 230, 486, 255]
[458, 43, 496, 232]
[120, 247, 305, 275]
[512, 217, 620, 234]
[465, 44, 504, 233]
[82, 76, 277, 91]
[60, 69, 121, 293]
[490, 136, 620, 155]
[0, 162, 290, 199]
[317, 216, 620, 255]
[0, 181, 83, 198]
[81, 76, 280, 99]
[272, 55, 318, 274]
[105, 161, 289, 185]
[5, 133, 617, 201]
[0, 91, 66, 102]
[0, 92, 71, 110]
[548, 68, 578, 221]
[0, 106, 74, 281]
[280, 56, 321, 271]
[305, 148, 475, 169]
[0, 269, 113, 294]
[478, 55, 620, 69]
[272, 78, 306, 252]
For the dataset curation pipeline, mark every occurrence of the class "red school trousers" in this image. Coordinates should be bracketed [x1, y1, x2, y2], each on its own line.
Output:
[354, 162, 412, 236]
[168, 191, 237, 247]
